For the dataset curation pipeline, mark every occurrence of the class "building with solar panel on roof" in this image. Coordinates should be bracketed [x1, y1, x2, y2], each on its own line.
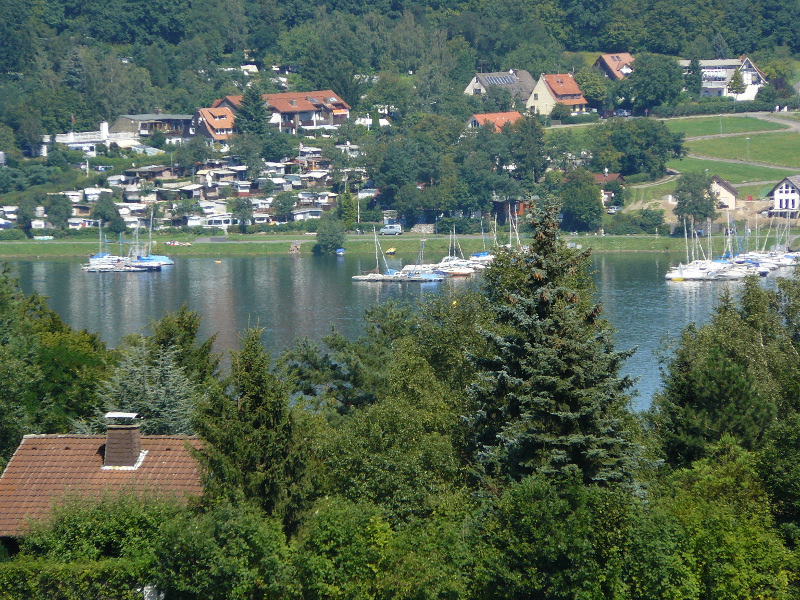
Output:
[463, 69, 536, 103]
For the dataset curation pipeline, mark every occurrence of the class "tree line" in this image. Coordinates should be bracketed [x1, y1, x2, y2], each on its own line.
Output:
[2, 202, 800, 597]
[1, 0, 797, 156]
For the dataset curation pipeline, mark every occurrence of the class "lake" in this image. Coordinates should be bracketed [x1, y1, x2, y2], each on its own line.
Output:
[10, 252, 752, 411]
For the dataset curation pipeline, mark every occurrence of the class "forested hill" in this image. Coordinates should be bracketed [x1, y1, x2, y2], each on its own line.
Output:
[1, 0, 797, 150]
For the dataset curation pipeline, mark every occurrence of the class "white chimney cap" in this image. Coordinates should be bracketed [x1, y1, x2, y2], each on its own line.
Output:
[104, 412, 139, 419]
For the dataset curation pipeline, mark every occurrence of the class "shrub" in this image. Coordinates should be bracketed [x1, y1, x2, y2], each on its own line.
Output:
[436, 217, 484, 235]
[604, 209, 665, 235]
[0, 229, 26, 240]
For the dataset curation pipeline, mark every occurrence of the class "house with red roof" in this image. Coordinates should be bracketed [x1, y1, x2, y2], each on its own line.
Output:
[0, 414, 202, 549]
[467, 111, 524, 130]
[594, 53, 635, 80]
[211, 90, 350, 135]
[527, 73, 588, 116]
[192, 107, 235, 141]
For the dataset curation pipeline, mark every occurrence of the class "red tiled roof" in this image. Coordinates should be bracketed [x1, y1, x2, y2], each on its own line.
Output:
[543, 74, 587, 105]
[210, 91, 350, 115]
[0, 435, 202, 537]
[596, 53, 635, 79]
[196, 107, 235, 140]
[471, 111, 524, 129]
[594, 173, 625, 184]
[212, 95, 243, 109]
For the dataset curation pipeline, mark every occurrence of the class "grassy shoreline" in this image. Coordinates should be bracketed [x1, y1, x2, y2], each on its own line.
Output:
[0, 233, 732, 259]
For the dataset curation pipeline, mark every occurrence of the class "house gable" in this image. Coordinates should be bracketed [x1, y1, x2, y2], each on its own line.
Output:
[767, 175, 800, 213]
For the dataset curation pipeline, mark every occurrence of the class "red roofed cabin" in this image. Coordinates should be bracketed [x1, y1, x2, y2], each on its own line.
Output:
[467, 111, 524, 131]
[0, 413, 202, 551]
[212, 90, 350, 135]
[594, 53, 635, 80]
[192, 107, 235, 141]
[527, 73, 588, 116]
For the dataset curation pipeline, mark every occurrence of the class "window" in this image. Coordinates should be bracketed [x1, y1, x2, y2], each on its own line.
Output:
[533, 93, 538, 101]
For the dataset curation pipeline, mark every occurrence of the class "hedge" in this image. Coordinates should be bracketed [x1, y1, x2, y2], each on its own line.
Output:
[0, 558, 148, 600]
[652, 99, 800, 118]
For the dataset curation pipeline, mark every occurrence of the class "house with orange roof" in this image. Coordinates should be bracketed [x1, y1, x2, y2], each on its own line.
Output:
[192, 106, 235, 141]
[594, 53, 635, 80]
[0, 414, 202, 549]
[467, 111, 524, 130]
[527, 73, 588, 116]
[211, 90, 350, 135]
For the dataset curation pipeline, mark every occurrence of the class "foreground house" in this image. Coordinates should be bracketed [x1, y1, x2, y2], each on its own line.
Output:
[463, 69, 536, 103]
[527, 73, 588, 115]
[677, 56, 767, 100]
[0, 414, 201, 551]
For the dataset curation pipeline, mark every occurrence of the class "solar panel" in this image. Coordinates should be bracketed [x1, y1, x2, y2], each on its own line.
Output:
[485, 75, 516, 85]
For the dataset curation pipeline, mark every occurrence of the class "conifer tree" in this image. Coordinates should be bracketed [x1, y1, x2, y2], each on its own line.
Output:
[235, 79, 268, 137]
[727, 68, 746, 96]
[192, 328, 310, 533]
[468, 200, 636, 486]
[97, 345, 198, 435]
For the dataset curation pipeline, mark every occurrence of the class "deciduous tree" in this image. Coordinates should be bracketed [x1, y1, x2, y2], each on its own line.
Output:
[673, 171, 717, 225]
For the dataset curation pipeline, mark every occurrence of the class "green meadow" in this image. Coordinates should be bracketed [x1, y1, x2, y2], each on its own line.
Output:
[686, 132, 800, 168]
[662, 116, 788, 137]
[666, 157, 797, 183]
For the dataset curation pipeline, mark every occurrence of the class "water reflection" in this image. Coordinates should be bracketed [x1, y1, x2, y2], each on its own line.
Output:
[10, 252, 776, 410]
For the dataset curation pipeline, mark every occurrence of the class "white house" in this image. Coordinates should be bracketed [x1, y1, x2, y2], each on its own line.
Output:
[767, 175, 800, 216]
[677, 56, 767, 101]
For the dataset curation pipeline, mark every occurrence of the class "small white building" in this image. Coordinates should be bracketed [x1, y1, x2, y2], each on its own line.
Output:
[711, 175, 738, 210]
[767, 175, 800, 216]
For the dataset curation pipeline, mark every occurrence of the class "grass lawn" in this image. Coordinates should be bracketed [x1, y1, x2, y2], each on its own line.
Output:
[628, 180, 677, 204]
[686, 132, 800, 168]
[662, 116, 788, 137]
[736, 183, 773, 200]
[666, 156, 796, 183]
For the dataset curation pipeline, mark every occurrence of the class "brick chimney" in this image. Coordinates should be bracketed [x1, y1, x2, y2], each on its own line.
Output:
[104, 412, 142, 467]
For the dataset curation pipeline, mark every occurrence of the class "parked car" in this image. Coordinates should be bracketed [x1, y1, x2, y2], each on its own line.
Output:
[607, 206, 619, 214]
[379, 224, 403, 235]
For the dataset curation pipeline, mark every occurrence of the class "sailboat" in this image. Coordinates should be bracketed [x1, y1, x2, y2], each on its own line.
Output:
[82, 222, 130, 271]
[352, 229, 443, 282]
[130, 208, 174, 268]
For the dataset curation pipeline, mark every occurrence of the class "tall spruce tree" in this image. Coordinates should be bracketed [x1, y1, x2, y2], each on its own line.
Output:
[235, 79, 269, 137]
[192, 328, 310, 533]
[468, 200, 636, 486]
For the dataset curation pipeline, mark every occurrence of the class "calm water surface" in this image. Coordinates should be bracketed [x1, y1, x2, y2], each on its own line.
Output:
[12, 252, 757, 410]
